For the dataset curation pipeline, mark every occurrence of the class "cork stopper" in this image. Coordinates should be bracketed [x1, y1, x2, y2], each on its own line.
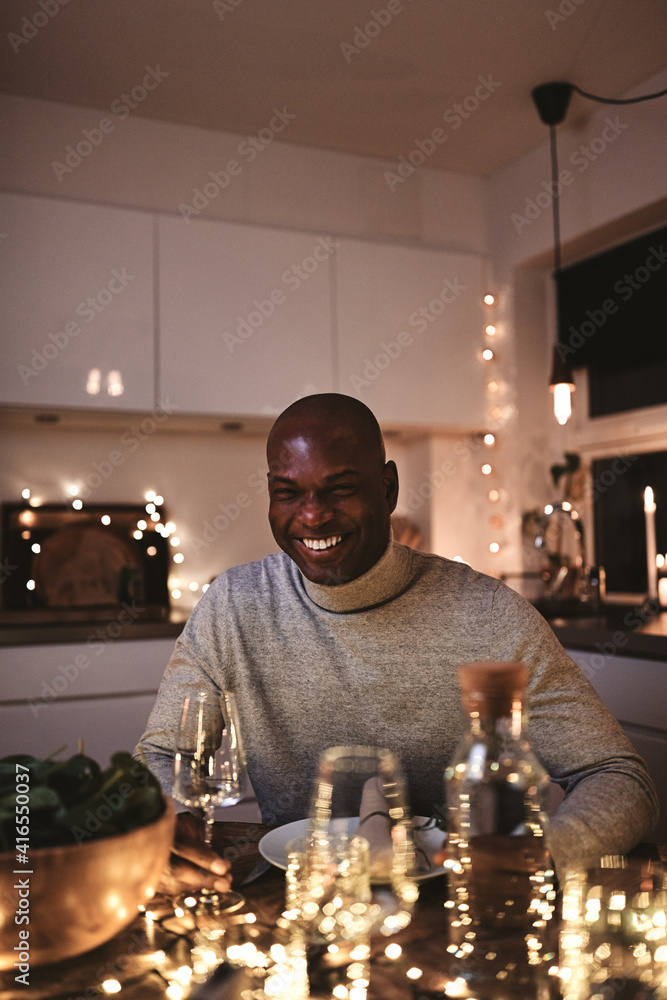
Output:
[458, 661, 528, 718]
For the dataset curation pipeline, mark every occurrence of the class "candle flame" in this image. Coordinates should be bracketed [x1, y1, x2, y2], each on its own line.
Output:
[644, 486, 656, 511]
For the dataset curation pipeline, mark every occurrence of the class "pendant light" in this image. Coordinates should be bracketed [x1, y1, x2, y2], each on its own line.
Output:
[531, 82, 574, 426]
[530, 79, 667, 425]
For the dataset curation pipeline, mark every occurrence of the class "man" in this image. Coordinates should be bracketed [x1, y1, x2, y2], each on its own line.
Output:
[137, 393, 658, 892]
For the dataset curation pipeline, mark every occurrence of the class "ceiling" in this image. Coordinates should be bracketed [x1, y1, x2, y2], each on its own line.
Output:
[1, 0, 666, 176]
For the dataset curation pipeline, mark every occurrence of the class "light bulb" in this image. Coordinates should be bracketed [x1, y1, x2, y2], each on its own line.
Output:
[553, 382, 572, 425]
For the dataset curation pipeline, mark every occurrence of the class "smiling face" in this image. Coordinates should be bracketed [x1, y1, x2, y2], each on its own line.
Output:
[266, 399, 398, 585]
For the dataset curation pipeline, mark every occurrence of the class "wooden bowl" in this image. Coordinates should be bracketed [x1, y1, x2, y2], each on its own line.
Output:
[0, 797, 175, 969]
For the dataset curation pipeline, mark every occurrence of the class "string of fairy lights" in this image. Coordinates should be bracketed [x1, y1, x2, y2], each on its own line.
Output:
[15, 486, 209, 607]
[480, 288, 508, 565]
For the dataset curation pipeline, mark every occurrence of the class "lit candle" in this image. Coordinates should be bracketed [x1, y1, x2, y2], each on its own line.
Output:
[644, 487, 658, 601]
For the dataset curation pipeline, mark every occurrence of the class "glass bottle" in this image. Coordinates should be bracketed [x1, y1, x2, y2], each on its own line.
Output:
[444, 661, 557, 1000]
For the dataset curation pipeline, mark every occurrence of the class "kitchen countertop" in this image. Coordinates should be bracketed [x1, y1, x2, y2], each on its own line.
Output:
[0, 610, 188, 646]
[536, 599, 667, 662]
[2, 601, 667, 662]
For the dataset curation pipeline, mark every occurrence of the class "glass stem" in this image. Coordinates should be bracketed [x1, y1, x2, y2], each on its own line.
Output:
[203, 804, 215, 849]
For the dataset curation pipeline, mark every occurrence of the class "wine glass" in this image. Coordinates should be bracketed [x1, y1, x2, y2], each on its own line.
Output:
[307, 745, 419, 937]
[173, 688, 246, 913]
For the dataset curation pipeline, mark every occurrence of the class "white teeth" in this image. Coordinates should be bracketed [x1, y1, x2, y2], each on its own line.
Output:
[302, 535, 342, 551]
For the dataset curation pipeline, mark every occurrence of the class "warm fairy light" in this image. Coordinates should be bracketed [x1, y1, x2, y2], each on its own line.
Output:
[485, 324, 496, 335]
[484, 293, 496, 305]
[102, 982, 122, 995]
[406, 966, 423, 979]
[189, 581, 198, 591]
[173, 553, 184, 564]
[165, 985, 185, 1000]
[165, 521, 176, 534]
[482, 348, 494, 361]
[31, 543, 41, 554]
[68, 484, 79, 496]
[562, 501, 572, 511]
[154, 495, 164, 505]
[170, 536, 181, 547]
[147, 546, 157, 556]
[146, 502, 156, 514]
[657, 554, 665, 569]
[133, 530, 143, 540]
[489, 541, 500, 553]
[484, 433, 495, 446]
[202, 583, 210, 593]
[72, 499, 83, 510]
[171, 589, 182, 599]
[487, 380, 499, 393]
[21, 488, 31, 500]
[385, 943, 402, 959]
[544, 504, 553, 515]
[26, 580, 36, 591]
[481, 464, 492, 476]
[145, 491, 156, 502]
[101, 515, 111, 525]
[137, 519, 147, 530]
[150, 511, 160, 522]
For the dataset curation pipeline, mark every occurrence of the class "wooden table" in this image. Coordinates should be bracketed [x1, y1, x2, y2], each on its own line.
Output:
[2, 823, 662, 1000]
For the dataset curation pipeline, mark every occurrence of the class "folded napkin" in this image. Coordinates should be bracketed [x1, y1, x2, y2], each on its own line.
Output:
[358, 775, 394, 880]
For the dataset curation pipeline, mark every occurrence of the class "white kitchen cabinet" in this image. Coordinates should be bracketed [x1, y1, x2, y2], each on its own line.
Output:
[0, 192, 155, 410]
[0, 637, 175, 762]
[335, 239, 487, 428]
[158, 216, 335, 417]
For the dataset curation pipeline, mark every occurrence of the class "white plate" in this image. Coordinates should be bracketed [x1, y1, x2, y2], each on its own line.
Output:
[258, 816, 447, 881]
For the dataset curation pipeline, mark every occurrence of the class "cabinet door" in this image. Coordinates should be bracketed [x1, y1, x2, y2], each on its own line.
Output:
[336, 239, 487, 428]
[0, 193, 154, 410]
[159, 217, 334, 416]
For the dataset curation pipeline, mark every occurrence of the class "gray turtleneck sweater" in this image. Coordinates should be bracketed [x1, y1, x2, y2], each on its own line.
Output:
[136, 540, 658, 872]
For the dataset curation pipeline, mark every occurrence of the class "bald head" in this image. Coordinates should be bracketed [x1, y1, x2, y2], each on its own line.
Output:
[267, 393, 386, 469]
[265, 394, 398, 585]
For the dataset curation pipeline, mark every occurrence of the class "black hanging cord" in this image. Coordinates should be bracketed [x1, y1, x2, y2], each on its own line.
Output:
[571, 83, 667, 105]
[549, 124, 561, 275]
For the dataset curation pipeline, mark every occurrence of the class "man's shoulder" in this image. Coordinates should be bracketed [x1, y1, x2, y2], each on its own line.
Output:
[212, 550, 295, 589]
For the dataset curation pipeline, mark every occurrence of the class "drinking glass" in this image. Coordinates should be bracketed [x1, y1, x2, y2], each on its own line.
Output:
[285, 832, 372, 999]
[307, 745, 419, 937]
[559, 855, 667, 1000]
[173, 688, 246, 913]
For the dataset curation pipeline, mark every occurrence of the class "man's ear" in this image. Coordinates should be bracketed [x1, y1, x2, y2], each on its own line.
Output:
[382, 460, 399, 514]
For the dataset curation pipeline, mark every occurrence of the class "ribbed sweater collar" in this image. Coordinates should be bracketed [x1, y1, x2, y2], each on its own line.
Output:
[300, 535, 414, 613]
